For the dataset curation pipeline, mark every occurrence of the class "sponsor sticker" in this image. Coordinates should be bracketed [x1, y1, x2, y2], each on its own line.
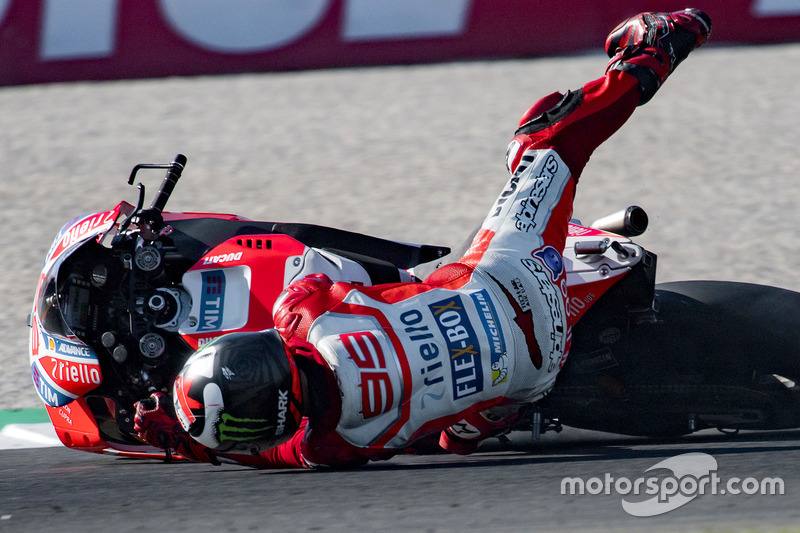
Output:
[202, 251, 243, 265]
[521, 257, 567, 372]
[491, 153, 537, 218]
[399, 309, 446, 410]
[41, 333, 97, 359]
[469, 289, 507, 386]
[487, 273, 543, 370]
[198, 270, 226, 332]
[428, 295, 484, 400]
[49, 210, 118, 262]
[217, 413, 273, 443]
[570, 348, 618, 375]
[31, 362, 75, 407]
[513, 154, 560, 233]
[533, 246, 564, 282]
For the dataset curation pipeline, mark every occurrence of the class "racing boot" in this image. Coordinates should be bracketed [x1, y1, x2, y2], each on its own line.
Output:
[605, 8, 712, 104]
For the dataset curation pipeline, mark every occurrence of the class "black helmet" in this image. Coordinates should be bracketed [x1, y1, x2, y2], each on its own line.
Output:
[172, 329, 303, 454]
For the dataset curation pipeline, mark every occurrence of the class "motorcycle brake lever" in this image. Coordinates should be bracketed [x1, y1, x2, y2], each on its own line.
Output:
[119, 154, 187, 238]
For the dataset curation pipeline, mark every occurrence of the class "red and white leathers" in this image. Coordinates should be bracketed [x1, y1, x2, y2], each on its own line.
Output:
[245, 68, 645, 468]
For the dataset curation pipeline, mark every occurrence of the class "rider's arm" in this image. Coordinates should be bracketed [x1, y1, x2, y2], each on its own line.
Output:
[221, 419, 310, 468]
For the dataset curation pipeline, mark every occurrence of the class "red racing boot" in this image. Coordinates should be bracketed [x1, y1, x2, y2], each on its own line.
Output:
[605, 8, 712, 104]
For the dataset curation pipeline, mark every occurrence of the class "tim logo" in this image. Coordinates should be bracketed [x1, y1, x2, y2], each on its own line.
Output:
[31, 362, 71, 407]
[341, 331, 394, 419]
[429, 296, 484, 400]
[198, 270, 226, 332]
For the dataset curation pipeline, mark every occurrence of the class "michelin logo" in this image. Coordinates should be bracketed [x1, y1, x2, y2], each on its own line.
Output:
[470, 289, 508, 386]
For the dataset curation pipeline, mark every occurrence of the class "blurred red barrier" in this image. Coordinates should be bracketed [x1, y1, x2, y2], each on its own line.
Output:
[1, 0, 798, 86]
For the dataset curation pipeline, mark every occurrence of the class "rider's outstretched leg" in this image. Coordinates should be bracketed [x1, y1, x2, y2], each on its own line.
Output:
[606, 8, 712, 104]
[508, 8, 712, 180]
[426, 10, 713, 419]
[453, 8, 712, 270]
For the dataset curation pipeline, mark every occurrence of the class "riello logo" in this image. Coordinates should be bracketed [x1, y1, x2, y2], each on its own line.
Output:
[8, 0, 474, 61]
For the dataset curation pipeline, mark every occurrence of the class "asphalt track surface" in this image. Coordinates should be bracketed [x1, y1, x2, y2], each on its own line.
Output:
[1, 42, 800, 531]
[0, 429, 798, 532]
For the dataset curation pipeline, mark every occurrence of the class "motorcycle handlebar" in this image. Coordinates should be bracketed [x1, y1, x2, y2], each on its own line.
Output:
[149, 154, 187, 214]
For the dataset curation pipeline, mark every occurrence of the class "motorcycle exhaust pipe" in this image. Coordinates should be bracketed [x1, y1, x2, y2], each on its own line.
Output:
[589, 205, 648, 237]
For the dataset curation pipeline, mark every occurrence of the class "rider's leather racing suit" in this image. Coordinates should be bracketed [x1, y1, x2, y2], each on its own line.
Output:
[250, 69, 644, 468]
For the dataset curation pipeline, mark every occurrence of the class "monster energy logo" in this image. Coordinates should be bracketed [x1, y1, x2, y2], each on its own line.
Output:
[217, 413, 273, 443]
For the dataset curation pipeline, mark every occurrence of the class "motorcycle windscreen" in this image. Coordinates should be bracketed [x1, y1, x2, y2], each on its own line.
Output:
[28, 210, 121, 407]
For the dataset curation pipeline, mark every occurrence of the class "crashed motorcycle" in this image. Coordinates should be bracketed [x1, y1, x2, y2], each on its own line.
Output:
[29, 155, 800, 457]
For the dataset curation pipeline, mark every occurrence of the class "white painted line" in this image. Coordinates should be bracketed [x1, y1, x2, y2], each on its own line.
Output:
[0, 423, 61, 449]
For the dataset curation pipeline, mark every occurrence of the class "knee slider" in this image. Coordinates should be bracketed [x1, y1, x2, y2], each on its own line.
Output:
[515, 89, 583, 135]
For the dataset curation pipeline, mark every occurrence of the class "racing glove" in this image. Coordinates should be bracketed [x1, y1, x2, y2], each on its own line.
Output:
[134, 392, 220, 465]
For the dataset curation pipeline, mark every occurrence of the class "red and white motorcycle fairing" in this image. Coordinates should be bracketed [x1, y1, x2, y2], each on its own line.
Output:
[29, 209, 120, 408]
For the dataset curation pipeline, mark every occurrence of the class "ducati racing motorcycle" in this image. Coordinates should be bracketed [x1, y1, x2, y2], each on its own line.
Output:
[29, 155, 800, 457]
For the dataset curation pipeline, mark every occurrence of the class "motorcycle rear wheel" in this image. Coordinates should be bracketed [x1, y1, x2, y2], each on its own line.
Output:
[544, 280, 800, 437]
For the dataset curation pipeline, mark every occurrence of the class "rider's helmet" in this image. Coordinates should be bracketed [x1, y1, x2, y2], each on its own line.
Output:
[172, 329, 304, 454]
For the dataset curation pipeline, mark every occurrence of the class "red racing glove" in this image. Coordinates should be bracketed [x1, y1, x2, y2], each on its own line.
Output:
[134, 392, 220, 465]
